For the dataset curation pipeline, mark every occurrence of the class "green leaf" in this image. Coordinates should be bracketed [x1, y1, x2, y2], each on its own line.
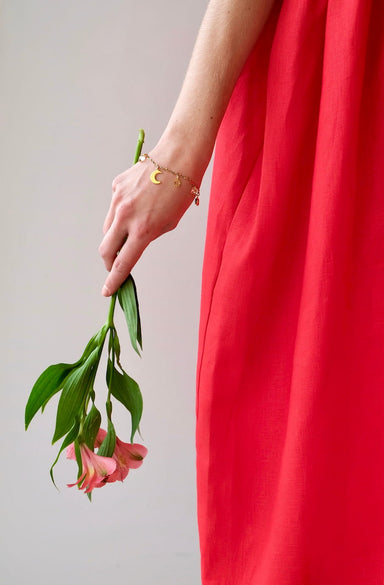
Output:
[52, 349, 99, 444]
[79, 325, 108, 362]
[113, 329, 121, 365]
[25, 362, 76, 430]
[74, 439, 83, 480]
[83, 403, 102, 450]
[107, 360, 143, 442]
[50, 418, 80, 487]
[97, 418, 116, 458]
[25, 324, 108, 430]
[131, 276, 142, 349]
[107, 327, 120, 366]
[118, 275, 142, 356]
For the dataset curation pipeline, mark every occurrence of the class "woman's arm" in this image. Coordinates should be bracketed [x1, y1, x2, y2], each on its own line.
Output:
[100, 0, 276, 296]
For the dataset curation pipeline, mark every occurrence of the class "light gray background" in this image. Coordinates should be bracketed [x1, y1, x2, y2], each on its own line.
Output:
[1, 1, 212, 584]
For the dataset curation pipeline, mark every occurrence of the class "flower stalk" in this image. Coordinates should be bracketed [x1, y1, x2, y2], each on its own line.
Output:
[107, 293, 117, 328]
[25, 130, 147, 498]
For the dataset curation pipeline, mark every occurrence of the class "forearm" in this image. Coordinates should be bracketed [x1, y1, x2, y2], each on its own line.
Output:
[153, 0, 276, 181]
[100, 0, 277, 295]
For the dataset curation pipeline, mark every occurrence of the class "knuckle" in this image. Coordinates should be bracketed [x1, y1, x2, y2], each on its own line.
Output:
[112, 184, 123, 202]
[112, 173, 124, 190]
[113, 256, 128, 275]
[135, 220, 152, 241]
[116, 197, 134, 221]
[98, 241, 106, 257]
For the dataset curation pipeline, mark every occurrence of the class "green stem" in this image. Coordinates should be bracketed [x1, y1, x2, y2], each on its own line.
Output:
[106, 328, 115, 418]
[134, 129, 145, 164]
[107, 293, 117, 328]
[82, 324, 109, 433]
[102, 129, 145, 426]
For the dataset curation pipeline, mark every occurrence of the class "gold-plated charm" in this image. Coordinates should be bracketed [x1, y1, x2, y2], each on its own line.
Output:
[150, 168, 162, 184]
[174, 175, 181, 187]
[191, 185, 200, 205]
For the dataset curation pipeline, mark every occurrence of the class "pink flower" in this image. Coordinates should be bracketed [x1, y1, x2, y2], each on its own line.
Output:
[96, 429, 148, 483]
[66, 429, 147, 493]
[66, 442, 116, 493]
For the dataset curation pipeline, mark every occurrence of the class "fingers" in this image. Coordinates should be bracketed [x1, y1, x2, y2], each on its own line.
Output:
[99, 216, 128, 271]
[103, 186, 121, 235]
[101, 235, 147, 297]
[103, 173, 128, 234]
[103, 200, 116, 235]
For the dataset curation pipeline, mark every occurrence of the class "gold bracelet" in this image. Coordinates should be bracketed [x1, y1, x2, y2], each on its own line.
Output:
[138, 153, 200, 206]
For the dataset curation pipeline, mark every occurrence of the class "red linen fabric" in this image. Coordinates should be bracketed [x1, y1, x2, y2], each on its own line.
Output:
[196, 1, 384, 583]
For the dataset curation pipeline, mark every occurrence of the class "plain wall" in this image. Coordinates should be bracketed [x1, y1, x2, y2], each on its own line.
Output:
[0, 1, 211, 584]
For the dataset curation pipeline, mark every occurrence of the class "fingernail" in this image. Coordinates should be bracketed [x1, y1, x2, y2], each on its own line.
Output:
[102, 285, 111, 297]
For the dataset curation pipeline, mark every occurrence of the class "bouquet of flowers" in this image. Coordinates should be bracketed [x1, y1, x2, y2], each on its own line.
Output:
[25, 130, 147, 500]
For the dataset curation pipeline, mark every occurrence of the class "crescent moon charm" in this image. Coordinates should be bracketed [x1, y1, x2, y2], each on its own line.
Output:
[150, 169, 162, 184]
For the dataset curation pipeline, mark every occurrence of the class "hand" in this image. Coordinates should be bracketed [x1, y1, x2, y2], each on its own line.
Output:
[99, 151, 198, 296]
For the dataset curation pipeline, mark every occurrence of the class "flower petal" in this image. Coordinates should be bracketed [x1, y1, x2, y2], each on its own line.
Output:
[67, 442, 117, 493]
[107, 465, 129, 483]
[94, 428, 107, 448]
[66, 442, 76, 460]
[67, 470, 86, 489]
[115, 438, 148, 470]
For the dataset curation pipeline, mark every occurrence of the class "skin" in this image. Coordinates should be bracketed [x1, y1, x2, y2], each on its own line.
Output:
[100, 0, 276, 296]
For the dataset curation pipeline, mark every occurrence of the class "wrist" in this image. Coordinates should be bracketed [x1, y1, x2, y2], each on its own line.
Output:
[152, 123, 216, 186]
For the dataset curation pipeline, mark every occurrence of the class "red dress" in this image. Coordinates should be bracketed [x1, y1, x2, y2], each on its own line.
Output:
[196, 1, 384, 583]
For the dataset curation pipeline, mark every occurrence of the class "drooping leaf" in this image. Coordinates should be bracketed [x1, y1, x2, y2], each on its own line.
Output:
[50, 417, 80, 487]
[107, 327, 120, 369]
[130, 275, 142, 349]
[83, 403, 102, 450]
[107, 327, 114, 359]
[25, 325, 108, 430]
[107, 360, 143, 442]
[112, 329, 121, 365]
[74, 439, 83, 481]
[79, 325, 108, 363]
[97, 418, 116, 458]
[25, 363, 76, 430]
[105, 399, 113, 420]
[52, 350, 99, 444]
[117, 275, 142, 356]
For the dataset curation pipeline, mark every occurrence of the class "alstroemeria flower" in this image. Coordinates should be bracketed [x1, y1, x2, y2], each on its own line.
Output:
[96, 429, 148, 482]
[66, 442, 116, 493]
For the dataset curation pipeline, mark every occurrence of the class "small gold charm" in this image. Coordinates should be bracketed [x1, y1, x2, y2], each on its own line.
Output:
[191, 185, 200, 205]
[150, 169, 162, 184]
[174, 175, 181, 187]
